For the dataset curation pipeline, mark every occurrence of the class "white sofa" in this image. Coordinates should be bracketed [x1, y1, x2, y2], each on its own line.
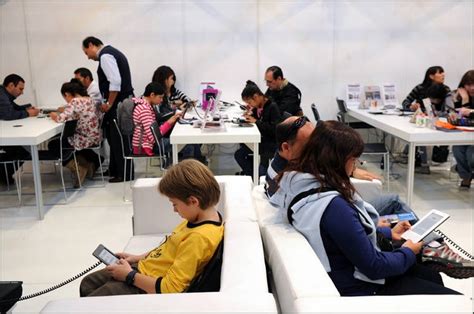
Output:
[42, 176, 277, 313]
[254, 179, 473, 313]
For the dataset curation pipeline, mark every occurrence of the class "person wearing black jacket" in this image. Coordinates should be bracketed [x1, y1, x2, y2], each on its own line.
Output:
[264, 66, 302, 116]
[452, 70, 474, 188]
[82, 36, 134, 183]
[0, 74, 37, 184]
[234, 80, 282, 177]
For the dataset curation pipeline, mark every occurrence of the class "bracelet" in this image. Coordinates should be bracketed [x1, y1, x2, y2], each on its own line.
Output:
[125, 270, 138, 286]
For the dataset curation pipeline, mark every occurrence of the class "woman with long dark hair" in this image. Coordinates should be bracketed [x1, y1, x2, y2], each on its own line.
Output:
[273, 120, 460, 296]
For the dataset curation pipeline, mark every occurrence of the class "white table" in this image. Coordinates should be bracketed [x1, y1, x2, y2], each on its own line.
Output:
[170, 116, 261, 184]
[347, 108, 474, 206]
[0, 117, 63, 219]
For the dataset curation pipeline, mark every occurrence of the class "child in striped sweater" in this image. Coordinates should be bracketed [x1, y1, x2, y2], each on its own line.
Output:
[132, 82, 181, 156]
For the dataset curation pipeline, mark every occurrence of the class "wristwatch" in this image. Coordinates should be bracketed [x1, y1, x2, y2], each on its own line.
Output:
[125, 270, 138, 286]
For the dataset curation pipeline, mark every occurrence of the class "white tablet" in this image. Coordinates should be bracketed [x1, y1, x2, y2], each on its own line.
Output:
[401, 209, 450, 243]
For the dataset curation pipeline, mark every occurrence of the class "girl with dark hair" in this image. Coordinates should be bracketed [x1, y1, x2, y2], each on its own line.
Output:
[132, 82, 181, 156]
[151, 65, 191, 112]
[452, 70, 474, 188]
[234, 80, 282, 177]
[151, 65, 204, 163]
[273, 120, 461, 296]
[48, 81, 102, 187]
[402, 66, 450, 111]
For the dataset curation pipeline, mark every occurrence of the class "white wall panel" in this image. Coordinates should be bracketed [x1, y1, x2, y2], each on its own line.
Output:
[0, 0, 472, 120]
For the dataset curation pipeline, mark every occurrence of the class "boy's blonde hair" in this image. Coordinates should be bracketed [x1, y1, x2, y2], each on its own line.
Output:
[158, 159, 220, 209]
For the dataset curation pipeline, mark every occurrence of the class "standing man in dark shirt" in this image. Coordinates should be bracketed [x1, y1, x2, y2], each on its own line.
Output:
[82, 36, 134, 183]
[264, 66, 303, 116]
[0, 74, 38, 184]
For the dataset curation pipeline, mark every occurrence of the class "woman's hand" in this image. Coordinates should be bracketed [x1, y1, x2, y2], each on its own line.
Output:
[49, 112, 59, 122]
[115, 252, 141, 264]
[391, 221, 411, 241]
[456, 87, 469, 103]
[402, 239, 423, 255]
[410, 103, 420, 111]
[106, 259, 133, 282]
[458, 107, 473, 117]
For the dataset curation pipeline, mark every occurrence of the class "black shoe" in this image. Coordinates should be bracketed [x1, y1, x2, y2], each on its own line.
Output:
[108, 177, 124, 183]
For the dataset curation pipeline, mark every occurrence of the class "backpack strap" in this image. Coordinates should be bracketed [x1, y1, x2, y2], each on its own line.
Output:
[287, 187, 336, 225]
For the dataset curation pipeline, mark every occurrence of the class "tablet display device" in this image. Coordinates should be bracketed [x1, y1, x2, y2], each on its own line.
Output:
[401, 209, 449, 243]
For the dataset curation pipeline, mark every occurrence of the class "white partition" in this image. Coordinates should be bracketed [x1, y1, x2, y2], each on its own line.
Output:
[0, 0, 472, 121]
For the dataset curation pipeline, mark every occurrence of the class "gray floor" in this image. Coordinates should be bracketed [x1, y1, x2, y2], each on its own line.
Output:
[0, 148, 472, 313]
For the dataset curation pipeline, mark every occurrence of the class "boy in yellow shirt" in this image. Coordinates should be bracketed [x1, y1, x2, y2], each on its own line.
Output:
[80, 159, 224, 296]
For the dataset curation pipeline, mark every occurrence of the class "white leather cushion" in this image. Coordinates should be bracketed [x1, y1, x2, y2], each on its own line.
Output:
[252, 185, 286, 226]
[41, 292, 278, 313]
[351, 178, 382, 204]
[293, 295, 473, 313]
[262, 223, 339, 313]
[216, 176, 257, 222]
[220, 220, 268, 293]
[124, 235, 166, 255]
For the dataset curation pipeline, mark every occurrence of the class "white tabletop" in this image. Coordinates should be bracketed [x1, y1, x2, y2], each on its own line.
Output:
[171, 105, 261, 145]
[347, 108, 474, 145]
[0, 117, 63, 146]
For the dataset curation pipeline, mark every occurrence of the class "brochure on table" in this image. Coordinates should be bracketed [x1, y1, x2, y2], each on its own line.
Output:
[382, 83, 398, 109]
[363, 85, 382, 111]
[346, 84, 362, 109]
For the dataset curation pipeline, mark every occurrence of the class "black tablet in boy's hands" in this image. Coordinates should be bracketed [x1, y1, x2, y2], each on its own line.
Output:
[93, 244, 119, 265]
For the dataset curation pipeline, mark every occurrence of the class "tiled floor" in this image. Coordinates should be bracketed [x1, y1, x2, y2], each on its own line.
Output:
[0, 152, 472, 313]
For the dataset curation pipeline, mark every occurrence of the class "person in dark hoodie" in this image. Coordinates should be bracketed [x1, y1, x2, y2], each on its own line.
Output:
[272, 120, 461, 296]
[234, 80, 281, 177]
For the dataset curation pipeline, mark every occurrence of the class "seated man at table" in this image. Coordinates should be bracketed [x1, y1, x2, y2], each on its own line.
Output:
[0, 74, 38, 184]
[264, 66, 302, 116]
[74, 67, 103, 107]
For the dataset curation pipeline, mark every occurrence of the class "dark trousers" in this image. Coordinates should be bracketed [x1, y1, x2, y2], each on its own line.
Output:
[0, 146, 30, 183]
[103, 116, 133, 180]
[234, 144, 271, 178]
[80, 266, 145, 297]
[376, 264, 461, 295]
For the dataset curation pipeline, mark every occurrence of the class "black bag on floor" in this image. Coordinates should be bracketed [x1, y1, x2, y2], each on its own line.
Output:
[432, 146, 449, 163]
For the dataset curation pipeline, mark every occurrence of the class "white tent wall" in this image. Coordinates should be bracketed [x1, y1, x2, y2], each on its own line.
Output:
[0, 0, 472, 121]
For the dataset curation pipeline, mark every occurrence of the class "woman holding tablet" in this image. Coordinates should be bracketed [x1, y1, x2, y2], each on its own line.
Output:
[273, 120, 461, 296]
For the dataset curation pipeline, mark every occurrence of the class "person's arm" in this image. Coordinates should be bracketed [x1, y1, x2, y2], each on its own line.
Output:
[157, 233, 213, 293]
[100, 54, 121, 112]
[322, 197, 417, 280]
[352, 168, 380, 181]
[255, 104, 281, 140]
[278, 84, 301, 115]
[54, 102, 75, 123]
[0, 95, 28, 120]
[401, 85, 423, 111]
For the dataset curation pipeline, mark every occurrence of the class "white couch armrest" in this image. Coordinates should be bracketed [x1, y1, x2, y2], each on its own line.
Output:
[351, 178, 382, 204]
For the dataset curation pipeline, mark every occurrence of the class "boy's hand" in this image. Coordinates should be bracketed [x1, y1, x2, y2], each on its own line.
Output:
[116, 252, 140, 264]
[391, 221, 411, 241]
[106, 259, 133, 282]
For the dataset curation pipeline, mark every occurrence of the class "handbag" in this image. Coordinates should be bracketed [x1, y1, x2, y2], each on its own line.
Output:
[432, 146, 449, 163]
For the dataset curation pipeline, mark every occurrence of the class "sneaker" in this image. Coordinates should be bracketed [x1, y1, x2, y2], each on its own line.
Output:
[415, 165, 431, 175]
[422, 242, 474, 279]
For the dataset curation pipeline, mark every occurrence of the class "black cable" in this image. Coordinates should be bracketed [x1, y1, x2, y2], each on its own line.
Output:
[0, 261, 102, 305]
[434, 229, 474, 260]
